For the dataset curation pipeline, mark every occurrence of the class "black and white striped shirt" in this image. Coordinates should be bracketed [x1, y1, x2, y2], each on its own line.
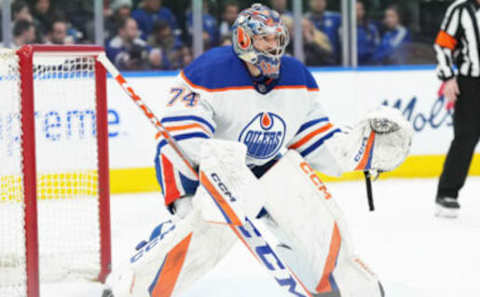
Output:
[435, 0, 480, 80]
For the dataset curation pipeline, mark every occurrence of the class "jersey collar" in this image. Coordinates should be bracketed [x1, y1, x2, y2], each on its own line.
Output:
[251, 74, 278, 94]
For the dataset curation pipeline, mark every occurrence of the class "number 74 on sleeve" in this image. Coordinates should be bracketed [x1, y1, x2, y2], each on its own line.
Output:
[168, 87, 199, 107]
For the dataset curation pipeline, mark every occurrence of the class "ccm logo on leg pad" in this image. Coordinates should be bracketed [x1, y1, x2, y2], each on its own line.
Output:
[300, 162, 332, 200]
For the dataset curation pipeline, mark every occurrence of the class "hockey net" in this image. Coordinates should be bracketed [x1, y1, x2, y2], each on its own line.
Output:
[0, 45, 111, 297]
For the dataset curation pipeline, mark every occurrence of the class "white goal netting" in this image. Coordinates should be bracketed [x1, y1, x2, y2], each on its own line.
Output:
[0, 50, 27, 297]
[0, 49, 106, 297]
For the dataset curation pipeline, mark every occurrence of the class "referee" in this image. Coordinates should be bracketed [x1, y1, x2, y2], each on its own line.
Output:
[434, 0, 480, 217]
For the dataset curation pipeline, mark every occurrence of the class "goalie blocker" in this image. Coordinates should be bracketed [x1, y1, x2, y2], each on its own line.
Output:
[104, 139, 388, 297]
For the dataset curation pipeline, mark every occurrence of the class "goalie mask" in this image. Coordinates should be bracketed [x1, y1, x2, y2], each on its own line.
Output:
[232, 3, 289, 79]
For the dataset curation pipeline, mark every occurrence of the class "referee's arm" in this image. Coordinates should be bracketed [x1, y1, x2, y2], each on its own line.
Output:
[434, 3, 461, 81]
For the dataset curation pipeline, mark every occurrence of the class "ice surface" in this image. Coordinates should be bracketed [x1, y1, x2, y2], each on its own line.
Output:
[42, 178, 480, 297]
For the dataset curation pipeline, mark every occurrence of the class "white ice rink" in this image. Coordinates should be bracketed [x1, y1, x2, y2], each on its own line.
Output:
[44, 177, 480, 297]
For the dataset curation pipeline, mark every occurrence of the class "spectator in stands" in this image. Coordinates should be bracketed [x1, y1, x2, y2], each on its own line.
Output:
[132, 0, 142, 8]
[12, 1, 33, 23]
[305, 0, 341, 63]
[112, 0, 133, 19]
[219, 1, 239, 39]
[371, 4, 410, 65]
[270, 0, 292, 17]
[12, 20, 36, 47]
[56, 0, 92, 42]
[186, 0, 219, 49]
[46, 19, 74, 45]
[31, 0, 59, 42]
[283, 15, 335, 66]
[106, 17, 156, 70]
[178, 45, 193, 69]
[148, 20, 183, 69]
[131, 0, 179, 41]
[148, 48, 169, 69]
[302, 17, 335, 66]
[105, 0, 133, 42]
[356, 0, 379, 65]
[148, 20, 182, 50]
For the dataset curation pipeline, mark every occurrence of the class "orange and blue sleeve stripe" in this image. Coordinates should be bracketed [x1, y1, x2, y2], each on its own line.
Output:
[154, 115, 215, 205]
[289, 117, 341, 157]
[161, 115, 215, 135]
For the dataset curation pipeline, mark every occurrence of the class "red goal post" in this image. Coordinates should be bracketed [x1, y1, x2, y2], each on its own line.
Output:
[0, 45, 111, 297]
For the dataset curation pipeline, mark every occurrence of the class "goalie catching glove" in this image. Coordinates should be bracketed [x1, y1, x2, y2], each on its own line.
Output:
[331, 106, 413, 173]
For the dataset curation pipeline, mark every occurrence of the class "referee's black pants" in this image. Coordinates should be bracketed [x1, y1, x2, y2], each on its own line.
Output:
[437, 76, 480, 199]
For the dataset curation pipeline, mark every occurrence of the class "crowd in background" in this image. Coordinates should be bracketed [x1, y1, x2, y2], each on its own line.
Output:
[1, 0, 440, 71]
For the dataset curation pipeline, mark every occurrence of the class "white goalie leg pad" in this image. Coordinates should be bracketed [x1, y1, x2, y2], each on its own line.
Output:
[107, 186, 240, 297]
[107, 208, 237, 297]
[260, 150, 383, 297]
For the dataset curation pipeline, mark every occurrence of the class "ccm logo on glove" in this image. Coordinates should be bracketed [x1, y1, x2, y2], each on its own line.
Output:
[354, 136, 369, 162]
[300, 162, 332, 200]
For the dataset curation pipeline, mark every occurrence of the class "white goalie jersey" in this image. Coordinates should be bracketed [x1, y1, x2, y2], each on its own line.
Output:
[154, 46, 411, 206]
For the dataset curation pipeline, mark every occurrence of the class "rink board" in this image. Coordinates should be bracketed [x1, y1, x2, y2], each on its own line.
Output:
[108, 154, 480, 193]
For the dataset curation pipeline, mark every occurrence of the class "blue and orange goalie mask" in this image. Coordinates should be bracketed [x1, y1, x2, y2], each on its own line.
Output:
[232, 3, 290, 79]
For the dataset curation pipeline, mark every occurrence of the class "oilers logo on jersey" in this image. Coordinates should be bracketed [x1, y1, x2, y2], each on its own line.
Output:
[239, 112, 286, 160]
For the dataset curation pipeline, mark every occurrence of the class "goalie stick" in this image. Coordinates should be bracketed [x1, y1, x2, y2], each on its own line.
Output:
[97, 54, 314, 297]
